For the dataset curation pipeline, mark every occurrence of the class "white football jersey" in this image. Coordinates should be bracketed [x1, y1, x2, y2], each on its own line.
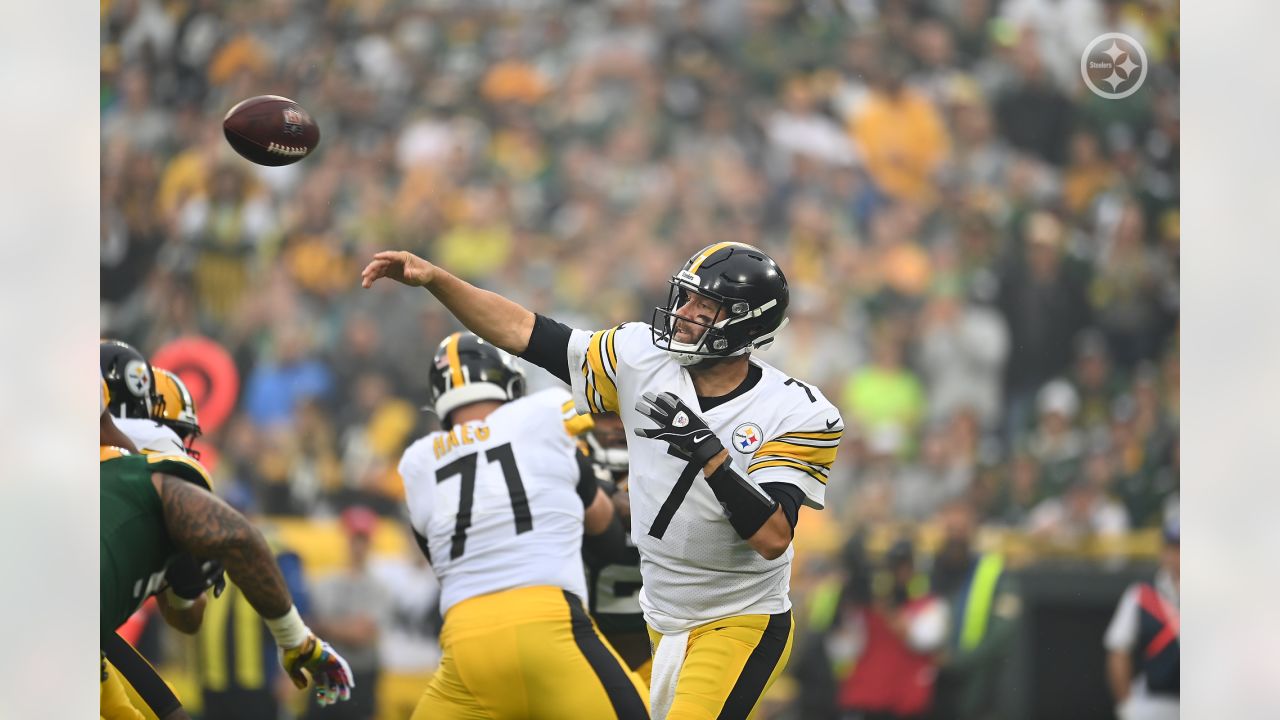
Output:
[115, 417, 189, 456]
[568, 322, 844, 633]
[399, 389, 590, 616]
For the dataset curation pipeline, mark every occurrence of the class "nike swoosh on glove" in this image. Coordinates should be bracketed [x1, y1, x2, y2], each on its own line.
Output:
[281, 635, 355, 707]
[634, 391, 724, 468]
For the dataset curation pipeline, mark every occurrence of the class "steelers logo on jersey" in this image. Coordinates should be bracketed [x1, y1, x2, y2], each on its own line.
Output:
[124, 359, 152, 398]
[731, 423, 764, 454]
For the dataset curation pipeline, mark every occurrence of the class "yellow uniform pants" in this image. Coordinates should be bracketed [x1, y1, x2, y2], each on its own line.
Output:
[647, 611, 794, 720]
[378, 669, 435, 720]
[101, 633, 181, 720]
[101, 656, 146, 720]
[412, 585, 649, 719]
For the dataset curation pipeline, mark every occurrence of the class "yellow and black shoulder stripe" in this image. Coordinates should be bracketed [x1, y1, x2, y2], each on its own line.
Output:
[748, 427, 843, 484]
[562, 398, 594, 437]
[145, 452, 213, 491]
[581, 325, 623, 413]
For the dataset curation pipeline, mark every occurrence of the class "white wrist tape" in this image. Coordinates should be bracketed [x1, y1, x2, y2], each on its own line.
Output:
[164, 587, 197, 609]
[264, 605, 311, 649]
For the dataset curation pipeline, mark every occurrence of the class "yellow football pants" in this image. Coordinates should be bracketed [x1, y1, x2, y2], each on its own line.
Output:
[378, 669, 435, 720]
[647, 610, 794, 720]
[412, 585, 649, 719]
[635, 656, 654, 687]
[101, 633, 182, 720]
[101, 656, 146, 720]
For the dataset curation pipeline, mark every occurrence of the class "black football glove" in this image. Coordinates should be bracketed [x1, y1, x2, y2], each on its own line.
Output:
[166, 554, 227, 600]
[633, 392, 724, 468]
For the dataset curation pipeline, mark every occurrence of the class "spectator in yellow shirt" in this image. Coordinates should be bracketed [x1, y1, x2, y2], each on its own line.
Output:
[848, 57, 950, 205]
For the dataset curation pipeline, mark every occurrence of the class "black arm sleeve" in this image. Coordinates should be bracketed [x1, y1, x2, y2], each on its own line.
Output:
[705, 459, 779, 540]
[582, 513, 629, 568]
[760, 483, 804, 530]
[518, 313, 573, 385]
[575, 452, 601, 508]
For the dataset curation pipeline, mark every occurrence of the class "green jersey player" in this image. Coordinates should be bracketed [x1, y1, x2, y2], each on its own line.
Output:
[100, 447, 355, 709]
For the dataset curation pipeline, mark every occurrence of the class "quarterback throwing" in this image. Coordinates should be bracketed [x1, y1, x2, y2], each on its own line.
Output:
[362, 242, 843, 719]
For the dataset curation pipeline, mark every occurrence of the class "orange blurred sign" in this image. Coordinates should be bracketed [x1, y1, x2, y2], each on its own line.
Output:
[152, 336, 240, 435]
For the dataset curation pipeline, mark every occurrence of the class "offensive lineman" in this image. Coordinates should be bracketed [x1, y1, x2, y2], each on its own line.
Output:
[362, 242, 843, 719]
[398, 332, 647, 719]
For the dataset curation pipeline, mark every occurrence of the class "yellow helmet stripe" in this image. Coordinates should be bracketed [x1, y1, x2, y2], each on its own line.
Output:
[688, 242, 742, 274]
[445, 332, 465, 389]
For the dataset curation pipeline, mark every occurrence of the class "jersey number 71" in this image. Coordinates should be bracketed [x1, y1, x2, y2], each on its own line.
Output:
[435, 443, 531, 559]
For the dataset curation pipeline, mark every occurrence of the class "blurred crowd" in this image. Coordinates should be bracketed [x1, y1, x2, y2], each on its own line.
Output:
[102, 0, 1179, 716]
[101, 0, 1179, 542]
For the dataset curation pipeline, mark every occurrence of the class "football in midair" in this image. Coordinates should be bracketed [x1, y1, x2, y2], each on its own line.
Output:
[222, 95, 320, 166]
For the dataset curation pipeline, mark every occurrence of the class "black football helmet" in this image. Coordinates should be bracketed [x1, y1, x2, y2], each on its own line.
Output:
[101, 339, 157, 419]
[651, 242, 790, 365]
[430, 332, 526, 426]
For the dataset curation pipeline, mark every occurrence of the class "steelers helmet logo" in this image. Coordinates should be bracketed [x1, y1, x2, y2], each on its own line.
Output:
[732, 423, 764, 453]
[124, 359, 151, 397]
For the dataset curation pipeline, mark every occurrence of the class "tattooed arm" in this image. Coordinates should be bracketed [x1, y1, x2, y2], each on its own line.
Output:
[156, 590, 207, 634]
[151, 473, 357, 706]
[152, 473, 293, 620]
